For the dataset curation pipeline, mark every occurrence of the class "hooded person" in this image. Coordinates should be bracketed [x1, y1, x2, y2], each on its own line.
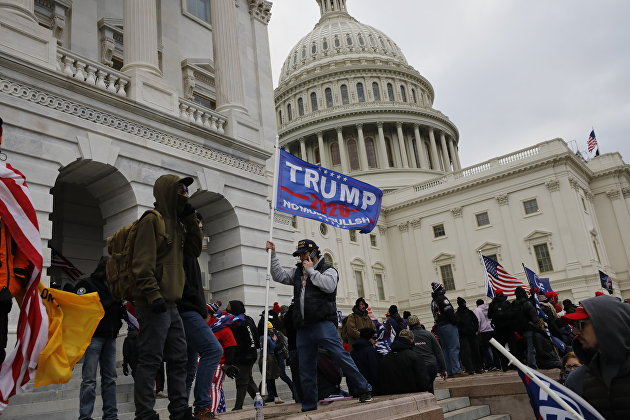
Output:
[344, 297, 376, 347]
[430, 282, 465, 377]
[455, 297, 482, 374]
[131, 174, 203, 420]
[384, 304, 407, 339]
[350, 328, 379, 391]
[512, 286, 539, 370]
[376, 329, 430, 395]
[407, 315, 446, 392]
[563, 295, 630, 418]
[488, 291, 515, 371]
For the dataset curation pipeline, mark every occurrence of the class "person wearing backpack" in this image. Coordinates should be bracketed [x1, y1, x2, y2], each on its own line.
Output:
[178, 212, 223, 420]
[128, 175, 202, 420]
[384, 305, 407, 340]
[430, 282, 466, 378]
[512, 286, 539, 369]
[488, 291, 515, 371]
[455, 297, 482, 375]
[226, 300, 259, 411]
[76, 257, 125, 420]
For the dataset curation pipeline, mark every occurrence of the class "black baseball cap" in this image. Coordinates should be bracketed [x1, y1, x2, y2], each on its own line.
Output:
[292, 239, 318, 257]
[178, 176, 194, 186]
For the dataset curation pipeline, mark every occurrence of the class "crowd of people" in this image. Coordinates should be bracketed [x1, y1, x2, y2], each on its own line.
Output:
[56, 174, 629, 419]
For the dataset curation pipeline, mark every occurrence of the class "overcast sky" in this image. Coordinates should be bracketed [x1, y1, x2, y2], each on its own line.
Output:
[267, 0, 630, 168]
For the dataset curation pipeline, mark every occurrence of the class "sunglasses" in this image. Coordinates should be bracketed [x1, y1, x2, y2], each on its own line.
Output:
[574, 319, 591, 331]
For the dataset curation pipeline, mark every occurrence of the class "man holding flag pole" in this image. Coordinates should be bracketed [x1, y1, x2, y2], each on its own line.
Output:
[262, 142, 377, 412]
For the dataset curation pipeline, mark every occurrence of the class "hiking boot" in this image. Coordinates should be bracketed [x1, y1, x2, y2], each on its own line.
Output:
[193, 408, 218, 420]
[274, 397, 284, 404]
[359, 392, 373, 403]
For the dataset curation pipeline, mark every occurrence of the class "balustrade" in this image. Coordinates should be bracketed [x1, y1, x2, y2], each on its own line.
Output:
[178, 99, 227, 135]
[56, 48, 130, 97]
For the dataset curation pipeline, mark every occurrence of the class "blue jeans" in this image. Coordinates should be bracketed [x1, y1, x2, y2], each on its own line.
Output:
[523, 330, 538, 369]
[79, 336, 117, 420]
[276, 355, 296, 400]
[296, 321, 371, 411]
[436, 323, 462, 375]
[181, 311, 223, 412]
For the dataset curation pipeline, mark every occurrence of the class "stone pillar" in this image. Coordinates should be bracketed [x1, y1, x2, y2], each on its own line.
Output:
[377, 122, 389, 169]
[317, 131, 327, 166]
[211, 0, 246, 115]
[454, 139, 462, 170]
[448, 137, 461, 171]
[0, 0, 35, 21]
[440, 131, 451, 172]
[396, 123, 409, 168]
[122, 0, 160, 75]
[356, 124, 369, 170]
[407, 134, 418, 168]
[414, 124, 428, 169]
[337, 128, 349, 173]
[428, 128, 440, 171]
[300, 138, 307, 161]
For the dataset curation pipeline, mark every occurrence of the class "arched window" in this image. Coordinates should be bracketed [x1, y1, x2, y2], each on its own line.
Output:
[278, 110, 282, 125]
[310, 92, 318, 111]
[311, 43, 317, 54]
[358, 34, 364, 46]
[323, 252, 334, 265]
[293, 51, 298, 65]
[287, 103, 292, 121]
[298, 97, 304, 116]
[412, 88, 417, 103]
[325, 87, 333, 108]
[347, 139, 359, 171]
[334, 35, 340, 48]
[372, 82, 381, 101]
[387, 83, 395, 101]
[379, 37, 386, 49]
[400, 85, 407, 102]
[330, 143, 341, 166]
[385, 137, 395, 167]
[301, 46, 306, 59]
[322, 37, 328, 50]
[356, 83, 365, 102]
[369, 34, 376, 47]
[365, 138, 377, 168]
[340, 84, 349, 105]
[346, 34, 353, 46]
[314, 147, 321, 165]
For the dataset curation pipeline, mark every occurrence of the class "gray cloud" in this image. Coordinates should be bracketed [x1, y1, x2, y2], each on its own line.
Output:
[268, 0, 630, 167]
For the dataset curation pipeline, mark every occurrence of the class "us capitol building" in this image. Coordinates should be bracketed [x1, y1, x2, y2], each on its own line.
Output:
[0, 0, 627, 333]
[273, 0, 630, 320]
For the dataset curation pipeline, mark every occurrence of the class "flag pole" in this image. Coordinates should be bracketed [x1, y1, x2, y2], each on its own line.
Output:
[479, 252, 493, 299]
[489, 338, 585, 420]
[261, 136, 280, 397]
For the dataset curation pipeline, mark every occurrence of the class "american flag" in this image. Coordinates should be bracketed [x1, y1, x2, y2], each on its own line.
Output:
[0, 163, 49, 410]
[587, 129, 598, 153]
[483, 255, 529, 297]
[50, 247, 83, 281]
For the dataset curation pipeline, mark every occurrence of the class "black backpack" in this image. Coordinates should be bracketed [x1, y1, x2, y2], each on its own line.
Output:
[490, 299, 512, 329]
[510, 300, 530, 333]
[274, 330, 290, 360]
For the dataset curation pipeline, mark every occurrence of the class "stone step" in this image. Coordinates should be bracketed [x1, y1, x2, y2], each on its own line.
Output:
[478, 415, 511, 420]
[434, 388, 450, 401]
[438, 396, 471, 413]
[444, 404, 491, 420]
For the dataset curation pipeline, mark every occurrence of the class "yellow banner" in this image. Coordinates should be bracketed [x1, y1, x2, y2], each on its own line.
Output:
[34, 284, 104, 387]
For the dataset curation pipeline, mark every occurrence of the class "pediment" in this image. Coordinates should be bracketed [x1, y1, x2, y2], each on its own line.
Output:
[432, 252, 455, 263]
[524, 230, 552, 241]
[476, 241, 501, 252]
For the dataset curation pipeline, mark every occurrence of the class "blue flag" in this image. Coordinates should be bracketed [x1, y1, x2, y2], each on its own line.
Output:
[523, 265, 549, 320]
[275, 149, 383, 233]
[518, 369, 604, 419]
[599, 270, 613, 294]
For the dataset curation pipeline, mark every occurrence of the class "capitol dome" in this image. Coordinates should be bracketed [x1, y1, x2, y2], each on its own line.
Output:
[275, 0, 461, 190]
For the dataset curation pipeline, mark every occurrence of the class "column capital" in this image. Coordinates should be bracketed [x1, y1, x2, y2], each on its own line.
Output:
[316, 131, 324, 138]
[355, 123, 363, 130]
[396, 121, 403, 128]
[299, 137, 305, 143]
[413, 123, 420, 130]
[376, 122, 384, 129]
[336, 127, 343, 134]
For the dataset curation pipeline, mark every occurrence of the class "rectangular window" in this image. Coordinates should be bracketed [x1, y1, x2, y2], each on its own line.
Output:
[433, 224, 445, 238]
[354, 270, 365, 298]
[440, 264, 455, 291]
[581, 196, 588, 212]
[476, 212, 490, 227]
[349, 230, 357, 243]
[370, 234, 377, 247]
[534, 243, 554, 273]
[193, 93, 216, 110]
[523, 198, 539, 215]
[375, 273, 385, 300]
[186, 0, 211, 23]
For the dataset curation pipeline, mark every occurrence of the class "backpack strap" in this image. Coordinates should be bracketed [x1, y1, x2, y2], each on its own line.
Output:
[141, 210, 170, 247]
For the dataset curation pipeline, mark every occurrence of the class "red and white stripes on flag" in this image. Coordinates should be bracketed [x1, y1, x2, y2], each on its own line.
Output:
[482, 255, 529, 297]
[50, 247, 82, 281]
[0, 163, 48, 410]
[587, 130, 598, 153]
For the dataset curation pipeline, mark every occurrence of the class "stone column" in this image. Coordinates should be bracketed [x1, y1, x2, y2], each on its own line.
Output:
[0, 0, 35, 21]
[122, 0, 160, 75]
[396, 123, 409, 168]
[454, 140, 462, 170]
[337, 128, 349, 173]
[448, 138, 461, 171]
[211, 0, 247, 117]
[377, 122, 389, 169]
[356, 124, 369, 170]
[317, 131, 327, 167]
[300, 138, 307, 162]
[414, 124, 428, 169]
[428, 128, 440, 170]
[440, 131, 451, 172]
[407, 134, 418, 168]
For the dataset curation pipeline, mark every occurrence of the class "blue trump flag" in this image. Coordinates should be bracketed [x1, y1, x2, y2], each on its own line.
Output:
[275, 149, 383, 233]
[523, 265, 549, 320]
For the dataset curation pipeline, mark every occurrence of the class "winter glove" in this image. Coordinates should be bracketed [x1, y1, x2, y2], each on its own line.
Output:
[181, 203, 195, 217]
[122, 363, 129, 376]
[150, 298, 167, 313]
[222, 364, 240, 379]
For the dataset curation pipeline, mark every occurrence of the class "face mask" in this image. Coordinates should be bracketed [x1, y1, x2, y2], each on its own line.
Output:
[177, 195, 187, 215]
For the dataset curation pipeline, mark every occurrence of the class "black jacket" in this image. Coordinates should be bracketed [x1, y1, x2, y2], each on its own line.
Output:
[431, 291, 456, 325]
[351, 337, 379, 388]
[283, 304, 298, 351]
[292, 261, 338, 327]
[456, 305, 479, 337]
[488, 295, 512, 330]
[75, 269, 123, 339]
[410, 324, 446, 372]
[227, 300, 259, 365]
[385, 313, 407, 337]
[376, 337, 430, 395]
[177, 255, 208, 318]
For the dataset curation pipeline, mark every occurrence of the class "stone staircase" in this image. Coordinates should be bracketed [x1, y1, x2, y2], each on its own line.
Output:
[2, 362, 512, 420]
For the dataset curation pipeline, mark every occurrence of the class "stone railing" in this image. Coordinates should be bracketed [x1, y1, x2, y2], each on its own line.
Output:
[178, 98, 226, 134]
[56, 47, 130, 97]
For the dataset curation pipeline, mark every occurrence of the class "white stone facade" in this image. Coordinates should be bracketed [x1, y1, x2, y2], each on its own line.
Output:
[0, 0, 290, 339]
[275, 0, 630, 322]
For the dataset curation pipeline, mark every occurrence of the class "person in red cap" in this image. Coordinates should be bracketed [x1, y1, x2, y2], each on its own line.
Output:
[562, 295, 630, 417]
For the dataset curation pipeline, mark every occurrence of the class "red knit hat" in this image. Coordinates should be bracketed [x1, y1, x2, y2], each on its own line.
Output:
[273, 302, 281, 313]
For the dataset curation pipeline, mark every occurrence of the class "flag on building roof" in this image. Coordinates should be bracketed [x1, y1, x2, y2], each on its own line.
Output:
[587, 129, 599, 156]
[599, 270, 613, 295]
[482, 256, 529, 297]
[50, 248, 83, 281]
[518, 368, 604, 420]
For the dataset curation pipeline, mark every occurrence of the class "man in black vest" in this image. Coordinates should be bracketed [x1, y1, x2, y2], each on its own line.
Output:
[266, 239, 373, 412]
